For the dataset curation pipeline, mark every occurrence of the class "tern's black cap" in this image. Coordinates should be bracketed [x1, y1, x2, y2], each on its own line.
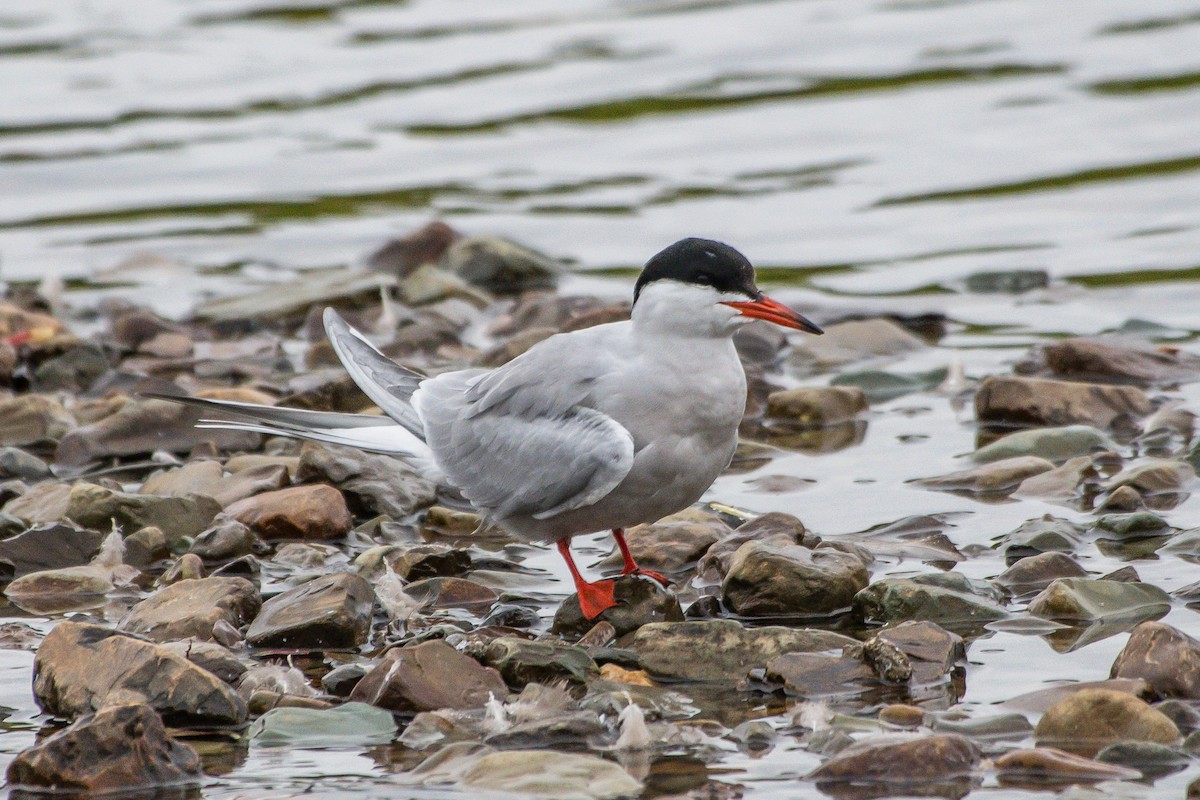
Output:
[633, 238, 760, 304]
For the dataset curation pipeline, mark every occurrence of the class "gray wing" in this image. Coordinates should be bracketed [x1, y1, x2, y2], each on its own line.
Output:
[413, 342, 634, 522]
[322, 308, 426, 438]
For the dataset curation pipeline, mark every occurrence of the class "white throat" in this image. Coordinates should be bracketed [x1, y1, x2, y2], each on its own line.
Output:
[631, 280, 748, 338]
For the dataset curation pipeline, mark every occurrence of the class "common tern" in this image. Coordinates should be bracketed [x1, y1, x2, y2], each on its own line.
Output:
[156, 238, 822, 619]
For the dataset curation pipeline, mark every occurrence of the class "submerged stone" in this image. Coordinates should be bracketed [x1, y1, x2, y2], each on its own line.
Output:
[765, 386, 868, 427]
[854, 577, 1007, 630]
[1028, 578, 1171, 623]
[993, 747, 1141, 784]
[912, 456, 1054, 495]
[6, 703, 202, 794]
[1034, 688, 1179, 756]
[631, 619, 854, 682]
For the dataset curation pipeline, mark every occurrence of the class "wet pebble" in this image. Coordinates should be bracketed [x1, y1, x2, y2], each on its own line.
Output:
[1034, 687, 1180, 756]
[1110, 621, 1200, 699]
[765, 386, 868, 427]
[854, 576, 1008, 630]
[119, 576, 261, 642]
[483, 638, 599, 690]
[1028, 577, 1171, 623]
[349, 640, 508, 713]
[551, 573, 682, 637]
[808, 733, 980, 785]
[722, 540, 869, 616]
[974, 375, 1151, 429]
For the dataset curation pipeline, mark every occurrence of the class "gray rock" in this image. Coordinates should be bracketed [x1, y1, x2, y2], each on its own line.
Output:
[65, 483, 221, 543]
[246, 572, 374, 649]
[1093, 511, 1172, 539]
[723, 541, 869, 616]
[598, 508, 730, 575]
[551, 573, 683, 638]
[854, 577, 1008, 630]
[972, 425, 1114, 464]
[830, 367, 949, 403]
[1111, 621, 1200, 700]
[974, 375, 1151, 429]
[443, 235, 560, 294]
[1028, 578, 1171, 623]
[189, 518, 261, 561]
[297, 442, 437, 519]
[350, 640, 507, 712]
[0, 523, 103, 579]
[765, 652, 876, 698]
[1095, 740, 1190, 777]
[1035, 688, 1180, 756]
[876, 620, 965, 685]
[1104, 460, 1195, 497]
[485, 711, 605, 749]
[354, 542, 471, 581]
[631, 619, 855, 682]
[0, 447, 51, 480]
[993, 552, 1089, 597]
[0, 395, 75, 447]
[482, 638, 599, 689]
[120, 577, 261, 642]
[33, 622, 246, 725]
[143, 460, 289, 508]
[5, 703, 201, 794]
[1001, 516, 1085, 562]
[225, 484, 353, 541]
[912, 456, 1054, 494]
[699, 511, 814, 577]
[1013, 456, 1100, 499]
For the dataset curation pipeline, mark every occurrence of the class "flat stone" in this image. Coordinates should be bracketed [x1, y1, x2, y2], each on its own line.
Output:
[1028, 578, 1171, 623]
[143, 460, 289, 508]
[854, 577, 1008, 630]
[65, 483, 221, 542]
[405, 576, 498, 613]
[225, 484, 352, 541]
[0, 523, 103, 579]
[1035, 688, 1180, 756]
[994, 747, 1141, 783]
[158, 640, 246, 685]
[482, 637, 599, 689]
[723, 541, 869, 616]
[120, 577, 261, 642]
[765, 386, 868, 426]
[1105, 460, 1195, 497]
[791, 318, 926, 369]
[5, 703, 202, 794]
[993, 552, 1089, 597]
[250, 702, 398, 746]
[1032, 336, 1200, 386]
[55, 397, 259, 466]
[600, 508, 730, 574]
[631, 619, 855, 682]
[972, 425, 1115, 464]
[1111, 621, 1200, 699]
[3, 482, 72, 524]
[974, 375, 1151, 429]
[350, 640, 507, 713]
[246, 572, 373, 649]
[0, 395, 75, 447]
[808, 733, 981, 783]
[912, 456, 1054, 494]
[296, 442, 437, 518]
[1013, 456, 1100, 499]
[765, 652, 875, 698]
[33, 622, 245, 725]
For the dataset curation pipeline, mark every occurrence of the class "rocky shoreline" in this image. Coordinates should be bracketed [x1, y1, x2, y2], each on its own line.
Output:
[2, 222, 1200, 798]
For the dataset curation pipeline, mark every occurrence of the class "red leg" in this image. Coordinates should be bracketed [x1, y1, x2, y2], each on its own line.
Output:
[557, 538, 617, 620]
[611, 528, 669, 586]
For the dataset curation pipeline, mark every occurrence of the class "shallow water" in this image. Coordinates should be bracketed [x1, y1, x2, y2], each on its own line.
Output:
[3, 0, 1200, 797]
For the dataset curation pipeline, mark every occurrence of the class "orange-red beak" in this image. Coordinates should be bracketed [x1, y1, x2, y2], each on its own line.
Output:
[721, 295, 823, 334]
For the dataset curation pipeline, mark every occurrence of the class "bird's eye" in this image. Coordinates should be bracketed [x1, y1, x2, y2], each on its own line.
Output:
[695, 274, 713, 286]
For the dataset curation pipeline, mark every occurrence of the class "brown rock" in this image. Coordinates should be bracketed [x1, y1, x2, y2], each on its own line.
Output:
[350, 640, 507, 712]
[993, 552, 1089, 596]
[994, 747, 1140, 784]
[1034, 688, 1180, 756]
[0, 395, 75, 447]
[119, 577, 261, 642]
[368, 221, 461, 276]
[1111, 621, 1200, 699]
[225, 484, 352, 540]
[631, 619, 854, 682]
[65, 483, 221, 543]
[765, 652, 875, 698]
[1033, 337, 1200, 386]
[2, 482, 72, 524]
[809, 733, 980, 782]
[33, 622, 245, 725]
[142, 460, 289, 507]
[245, 573, 373, 649]
[913, 456, 1054, 494]
[6, 704, 202, 794]
[723, 541, 869, 616]
[975, 375, 1151, 429]
[404, 576, 498, 613]
[766, 386, 868, 426]
[601, 508, 730, 574]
